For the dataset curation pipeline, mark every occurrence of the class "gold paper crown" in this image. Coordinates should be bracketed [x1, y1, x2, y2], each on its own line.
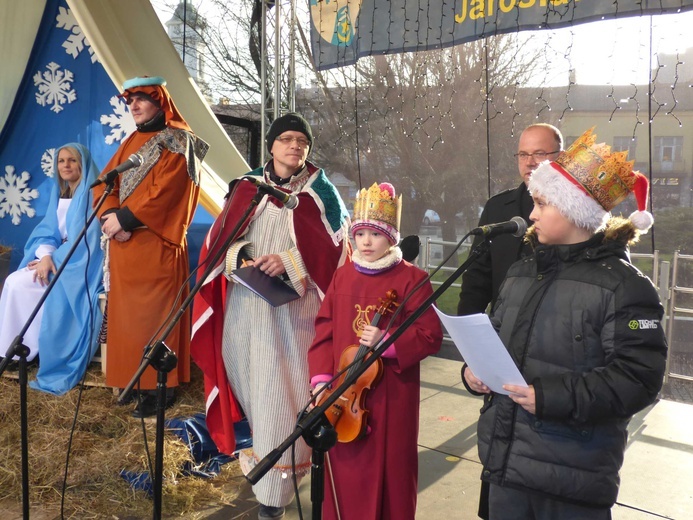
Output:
[352, 182, 402, 233]
[554, 127, 637, 211]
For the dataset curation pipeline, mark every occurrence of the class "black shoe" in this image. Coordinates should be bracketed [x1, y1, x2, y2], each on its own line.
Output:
[131, 392, 176, 419]
[1, 357, 19, 372]
[258, 504, 285, 519]
[1, 356, 37, 372]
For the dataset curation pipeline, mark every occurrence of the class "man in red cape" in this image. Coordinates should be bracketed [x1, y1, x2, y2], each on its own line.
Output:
[191, 113, 350, 519]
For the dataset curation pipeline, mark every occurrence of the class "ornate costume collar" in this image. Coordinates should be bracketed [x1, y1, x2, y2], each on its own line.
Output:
[267, 162, 309, 186]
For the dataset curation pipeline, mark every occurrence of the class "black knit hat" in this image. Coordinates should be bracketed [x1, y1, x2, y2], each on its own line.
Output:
[266, 112, 313, 154]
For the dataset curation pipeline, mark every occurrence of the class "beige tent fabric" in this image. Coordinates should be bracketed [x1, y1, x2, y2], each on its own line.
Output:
[0, 0, 46, 134]
[67, 0, 250, 215]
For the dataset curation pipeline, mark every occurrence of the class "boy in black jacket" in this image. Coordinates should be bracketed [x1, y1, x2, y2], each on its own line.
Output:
[463, 129, 667, 520]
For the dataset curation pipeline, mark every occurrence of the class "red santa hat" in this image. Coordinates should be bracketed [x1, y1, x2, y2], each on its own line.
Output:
[529, 128, 654, 233]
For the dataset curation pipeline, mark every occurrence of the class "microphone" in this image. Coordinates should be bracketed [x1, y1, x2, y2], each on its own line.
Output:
[470, 216, 527, 238]
[243, 176, 298, 210]
[89, 153, 143, 189]
[399, 235, 420, 262]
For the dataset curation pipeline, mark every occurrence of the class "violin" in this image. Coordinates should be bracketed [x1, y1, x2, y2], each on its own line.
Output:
[317, 289, 399, 443]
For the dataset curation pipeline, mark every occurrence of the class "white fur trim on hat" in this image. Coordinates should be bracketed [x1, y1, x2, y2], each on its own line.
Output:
[629, 210, 654, 232]
[528, 162, 609, 232]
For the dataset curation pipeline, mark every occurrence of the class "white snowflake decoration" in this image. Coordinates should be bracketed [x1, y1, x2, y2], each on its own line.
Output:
[0, 165, 39, 225]
[41, 149, 56, 177]
[56, 6, 97, 63]
[100, 96, 136, 145]
[34, 62, 77, 114]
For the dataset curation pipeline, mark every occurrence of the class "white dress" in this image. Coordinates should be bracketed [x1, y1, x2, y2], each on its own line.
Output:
[0, 199, 71, 361]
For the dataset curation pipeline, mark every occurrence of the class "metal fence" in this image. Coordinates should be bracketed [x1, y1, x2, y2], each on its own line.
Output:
[664, 252, 693, 387]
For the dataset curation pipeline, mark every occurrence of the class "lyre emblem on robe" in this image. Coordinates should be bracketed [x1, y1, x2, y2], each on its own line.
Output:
[353, 304, 375, 337]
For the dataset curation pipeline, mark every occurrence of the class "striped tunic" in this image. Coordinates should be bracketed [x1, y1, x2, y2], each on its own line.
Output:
[222, 200, 317, 507]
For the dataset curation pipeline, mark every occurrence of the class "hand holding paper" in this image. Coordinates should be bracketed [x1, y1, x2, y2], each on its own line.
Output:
[504, 384, 536, 414]
[433, 307, 527, 395]
[463, 365, 490, 394]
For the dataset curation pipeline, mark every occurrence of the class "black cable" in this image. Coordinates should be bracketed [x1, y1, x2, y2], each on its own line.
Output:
[59, 184, 101, 518]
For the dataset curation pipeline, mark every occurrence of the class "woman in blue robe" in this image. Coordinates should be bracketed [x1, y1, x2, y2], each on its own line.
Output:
[0, 143, 104, 394]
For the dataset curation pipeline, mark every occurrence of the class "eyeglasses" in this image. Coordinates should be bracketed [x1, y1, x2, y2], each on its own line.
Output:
[514, 151, 561, 161]
[276, 136, 310, 148]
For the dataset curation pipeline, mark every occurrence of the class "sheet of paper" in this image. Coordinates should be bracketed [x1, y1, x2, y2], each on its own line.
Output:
[433, 307, 527, 395]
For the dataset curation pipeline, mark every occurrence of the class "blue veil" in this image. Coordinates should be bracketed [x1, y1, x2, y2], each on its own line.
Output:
[28, 143, 105, 395]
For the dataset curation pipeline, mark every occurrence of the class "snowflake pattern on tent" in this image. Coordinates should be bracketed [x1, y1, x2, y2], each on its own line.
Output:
[100, 96, 136, 145]
[56, 6, 97, 63]
[0, 166, 39, 225]
[34, 62, 77, 113]
[41, 149, 56, 177]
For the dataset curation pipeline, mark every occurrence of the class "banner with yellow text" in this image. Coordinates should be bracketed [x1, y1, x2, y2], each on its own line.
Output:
[309, 0, 693, 71]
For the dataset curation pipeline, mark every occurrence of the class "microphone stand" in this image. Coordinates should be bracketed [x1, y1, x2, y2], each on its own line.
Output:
[246, 238, 493, 520]
[0, 181, 115, 520]
[118, 188, 267, 520]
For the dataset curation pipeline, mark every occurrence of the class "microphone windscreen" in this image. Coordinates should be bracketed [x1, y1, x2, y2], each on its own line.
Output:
[511, 216, 528, 237]
[400, 235, 420, 262]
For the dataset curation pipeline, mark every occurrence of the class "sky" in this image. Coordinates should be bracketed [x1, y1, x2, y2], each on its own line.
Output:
[537, 9, 693, 86]
[150, 1, 693, 89]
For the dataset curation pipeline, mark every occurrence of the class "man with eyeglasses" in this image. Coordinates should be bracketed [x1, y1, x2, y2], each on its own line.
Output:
[191, 112, 351, 520]
[458, 123, 563, 316]
[457, 123, 562, 518]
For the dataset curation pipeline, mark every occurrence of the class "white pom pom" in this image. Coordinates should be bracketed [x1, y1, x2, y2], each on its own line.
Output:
[629, 210, 654, 233]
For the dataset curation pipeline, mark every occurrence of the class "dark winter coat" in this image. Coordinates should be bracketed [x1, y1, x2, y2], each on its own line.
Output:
[458, 182, 534, 315]
[476, 221, 668, 508]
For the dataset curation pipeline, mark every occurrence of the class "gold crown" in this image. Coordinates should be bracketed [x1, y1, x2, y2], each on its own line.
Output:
[554, 127, 637, 211]
[352, 182, 401, 231]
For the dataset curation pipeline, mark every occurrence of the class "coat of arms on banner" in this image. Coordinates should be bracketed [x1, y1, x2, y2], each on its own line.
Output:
[310, 0, 362, 47]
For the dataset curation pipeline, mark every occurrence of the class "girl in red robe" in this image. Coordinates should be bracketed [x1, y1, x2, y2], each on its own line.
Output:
[308, 182, 443, 520]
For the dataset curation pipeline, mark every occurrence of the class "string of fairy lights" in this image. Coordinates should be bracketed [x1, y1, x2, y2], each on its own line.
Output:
[304, 3, 689, 186]
[167, 0, 692, 236]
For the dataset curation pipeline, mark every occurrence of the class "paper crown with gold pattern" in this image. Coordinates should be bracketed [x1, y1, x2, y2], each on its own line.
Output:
[351, 182, 402, 244]
[528, 128, 654, 233]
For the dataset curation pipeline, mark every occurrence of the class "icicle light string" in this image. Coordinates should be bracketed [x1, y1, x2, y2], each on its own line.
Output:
[663, 49, 683, 127]
[302, 1, 690, 196]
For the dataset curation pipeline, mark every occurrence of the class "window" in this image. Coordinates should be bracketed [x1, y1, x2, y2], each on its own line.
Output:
[654, 136, 683, 166]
